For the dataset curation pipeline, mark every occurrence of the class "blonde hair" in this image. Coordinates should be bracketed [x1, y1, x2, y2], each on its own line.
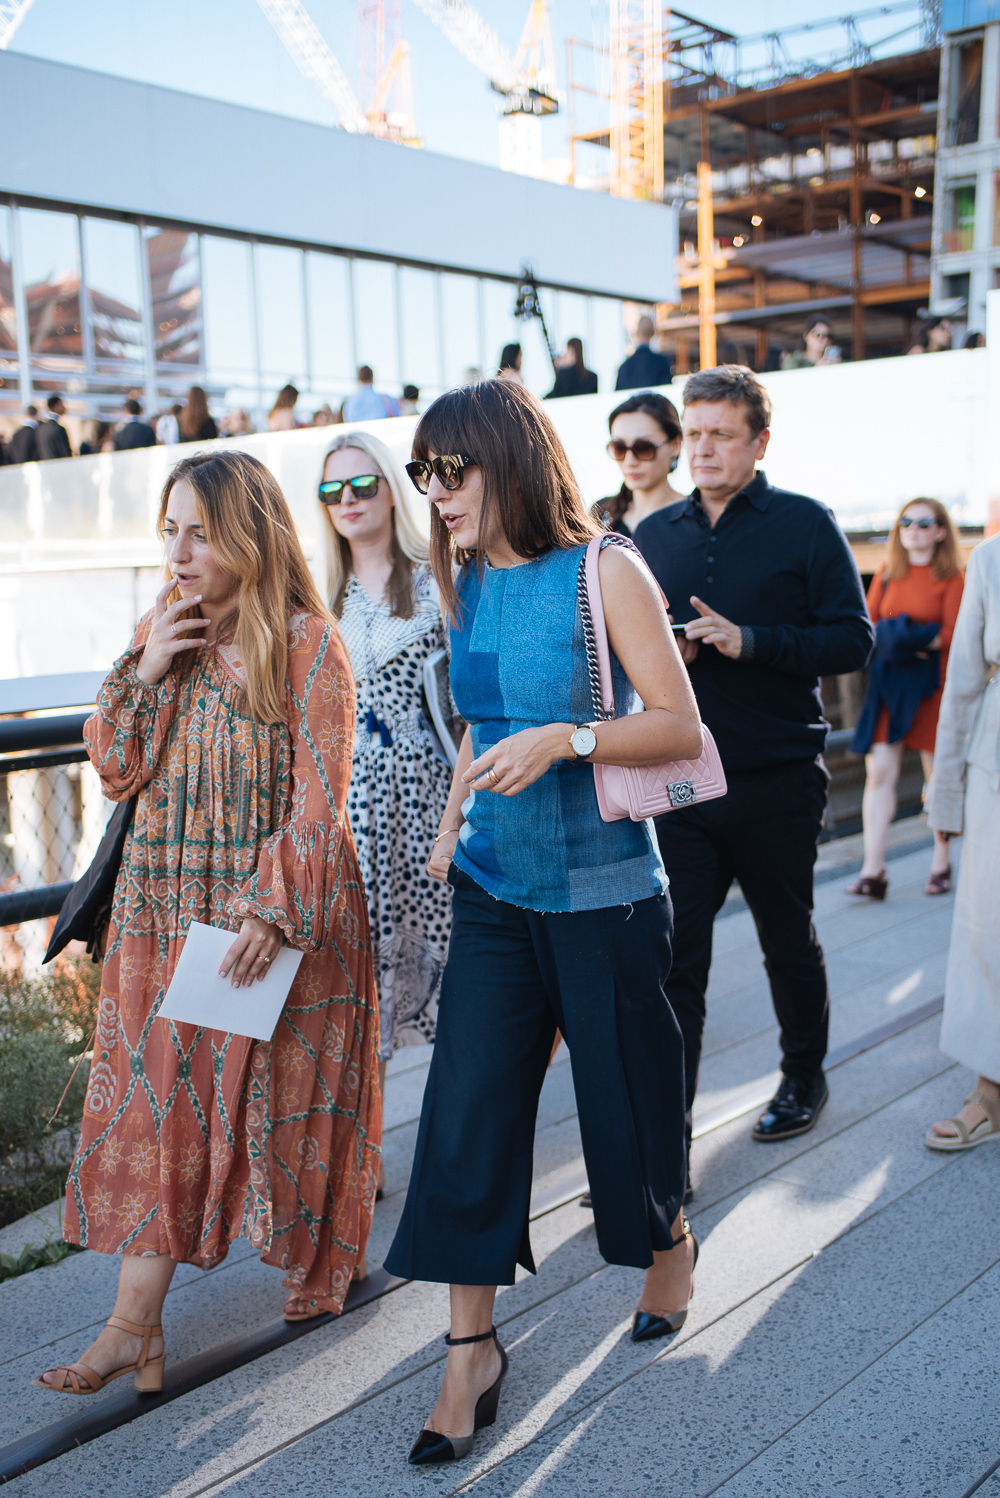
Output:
[883, 497, 963, 584]
[319, 430, 429, 619]
[158, 449, 333, 723]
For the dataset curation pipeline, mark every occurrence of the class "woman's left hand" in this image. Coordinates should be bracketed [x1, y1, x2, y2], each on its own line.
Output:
[219, 916, 284, 988]
[465, 724, 568, 797]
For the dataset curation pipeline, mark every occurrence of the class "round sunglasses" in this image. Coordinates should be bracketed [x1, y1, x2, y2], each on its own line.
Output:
[606, 437, 670, 462]
[405, 454, 475, 494]
[318, 474, 382, 504]
[899, 516, 936, 530]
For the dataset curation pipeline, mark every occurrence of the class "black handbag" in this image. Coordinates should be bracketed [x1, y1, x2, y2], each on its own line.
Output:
[43, 797, 136, 964]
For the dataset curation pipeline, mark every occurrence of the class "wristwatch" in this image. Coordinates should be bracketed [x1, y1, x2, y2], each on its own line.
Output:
[569, 723, 598, 763]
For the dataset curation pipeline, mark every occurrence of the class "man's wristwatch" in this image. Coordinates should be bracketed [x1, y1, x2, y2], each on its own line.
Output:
[569, 723, 598, 763]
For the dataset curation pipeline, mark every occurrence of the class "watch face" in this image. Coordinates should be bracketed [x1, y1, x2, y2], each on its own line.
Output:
[572, 726, 597, 758]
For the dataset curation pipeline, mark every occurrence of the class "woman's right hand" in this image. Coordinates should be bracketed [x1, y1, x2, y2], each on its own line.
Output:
[427, 827, 460, 882]
[136, 581, 209, 685]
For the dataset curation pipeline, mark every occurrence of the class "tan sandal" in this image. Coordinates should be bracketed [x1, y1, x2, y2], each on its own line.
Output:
[34, 1316, 165, 1395]
[283, 1301, 327, 1322]
[284, 1256, 369, 1322]
[925, 1090, 1000, 1152]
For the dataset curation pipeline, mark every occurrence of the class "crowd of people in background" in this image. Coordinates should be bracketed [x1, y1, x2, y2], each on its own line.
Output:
[2, 304, 989, 470]
[0, 320, 673, 466]
[21, 347, 996, 1467]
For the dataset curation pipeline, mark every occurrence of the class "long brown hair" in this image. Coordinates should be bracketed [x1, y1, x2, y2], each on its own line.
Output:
[883, 497, 963, 583]
[157, 449, 332, 723]
[320, 431, 429, 620]
[178, 385, 210, 440]
[412, 380, 597, 623]
[269, 383, 299, 418]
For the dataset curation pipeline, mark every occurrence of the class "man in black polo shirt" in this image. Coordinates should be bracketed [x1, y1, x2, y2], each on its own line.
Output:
[633, 366, 872, 1171]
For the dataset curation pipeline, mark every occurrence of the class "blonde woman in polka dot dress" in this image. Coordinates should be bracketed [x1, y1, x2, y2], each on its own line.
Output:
[319, 430, 454, 1193]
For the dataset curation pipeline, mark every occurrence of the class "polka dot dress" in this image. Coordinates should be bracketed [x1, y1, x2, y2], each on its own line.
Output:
[339, 568, 453, 1060]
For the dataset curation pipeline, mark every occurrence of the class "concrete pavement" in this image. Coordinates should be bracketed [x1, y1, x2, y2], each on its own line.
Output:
[2, 824, 997, 1497]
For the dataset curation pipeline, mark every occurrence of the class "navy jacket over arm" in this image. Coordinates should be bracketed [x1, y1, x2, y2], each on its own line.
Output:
[850, 616, 940, 754]
[632, 470, 873, 771]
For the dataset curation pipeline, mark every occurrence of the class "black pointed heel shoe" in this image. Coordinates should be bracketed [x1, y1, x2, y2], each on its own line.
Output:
[631, 1221, 699, 1343]
[407, 1325, 509, 1466]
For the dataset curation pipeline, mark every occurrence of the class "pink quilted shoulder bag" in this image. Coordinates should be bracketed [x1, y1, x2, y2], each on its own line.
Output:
[579, 533, 727, 823]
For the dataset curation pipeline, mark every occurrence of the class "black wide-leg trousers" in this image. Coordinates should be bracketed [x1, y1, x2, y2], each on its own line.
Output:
[654, 759, 831, 1146]
[384, 866, 687, 1285]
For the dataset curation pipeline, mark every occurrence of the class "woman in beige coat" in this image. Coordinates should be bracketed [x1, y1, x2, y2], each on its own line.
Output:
[925, 532, 1000, 1150]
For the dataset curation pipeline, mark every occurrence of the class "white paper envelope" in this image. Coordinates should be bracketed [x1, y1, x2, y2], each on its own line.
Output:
[156, 921, 304, 1041]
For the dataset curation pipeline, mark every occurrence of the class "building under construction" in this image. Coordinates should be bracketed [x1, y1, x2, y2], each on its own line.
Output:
[572, 5, 942, 369]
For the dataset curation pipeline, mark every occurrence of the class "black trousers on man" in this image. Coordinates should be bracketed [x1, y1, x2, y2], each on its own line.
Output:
[654, 759, 830, 1145]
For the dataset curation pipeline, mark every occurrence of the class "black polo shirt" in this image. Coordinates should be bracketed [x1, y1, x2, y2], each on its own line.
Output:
[632, 470, 872, 772]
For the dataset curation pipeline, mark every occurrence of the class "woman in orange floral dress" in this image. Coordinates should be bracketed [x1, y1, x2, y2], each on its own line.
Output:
[38, 449, 380, 1397]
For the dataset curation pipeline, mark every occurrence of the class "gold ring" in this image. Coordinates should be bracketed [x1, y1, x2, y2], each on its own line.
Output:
[487, 767, 499, 787]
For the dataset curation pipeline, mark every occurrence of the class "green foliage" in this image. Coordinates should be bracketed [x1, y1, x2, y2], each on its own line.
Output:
[0, 1236, 82, 1283]
[0, 958, 101, 1229]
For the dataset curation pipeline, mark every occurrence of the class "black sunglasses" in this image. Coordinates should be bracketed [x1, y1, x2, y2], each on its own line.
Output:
[899, 516, 935, 530]
[318, 474, 382, 504]
[606, 438, 669, 462]
[405, 454, 475, 494]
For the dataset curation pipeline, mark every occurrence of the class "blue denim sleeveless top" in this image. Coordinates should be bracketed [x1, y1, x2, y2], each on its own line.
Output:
[449, 543, 668, 913]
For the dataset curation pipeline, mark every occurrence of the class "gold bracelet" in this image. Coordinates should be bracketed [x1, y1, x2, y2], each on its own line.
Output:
[434, 826, 462, 844]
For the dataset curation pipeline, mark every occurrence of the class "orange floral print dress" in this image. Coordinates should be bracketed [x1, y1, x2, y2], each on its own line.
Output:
[64, 610, 381, 1315]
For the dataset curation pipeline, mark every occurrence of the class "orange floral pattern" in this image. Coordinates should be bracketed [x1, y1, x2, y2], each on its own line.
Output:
[64, 612, 381, 1314]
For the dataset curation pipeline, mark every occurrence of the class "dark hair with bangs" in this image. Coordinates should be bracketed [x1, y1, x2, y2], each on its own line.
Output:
[413, 380, 598, 623]
[596, 390, 682, 529]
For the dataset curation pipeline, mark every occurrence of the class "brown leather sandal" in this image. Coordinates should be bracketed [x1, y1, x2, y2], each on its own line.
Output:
[924, 866, 951, 895]
[284, 1256, 369, 1321]
[846, 871, 888, 900]
[283, 1301, 327, 1322]
[34, 1316, 165, 1395]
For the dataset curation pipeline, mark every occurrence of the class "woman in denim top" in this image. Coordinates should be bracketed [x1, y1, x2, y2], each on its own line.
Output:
[384, 382, 702, 1466]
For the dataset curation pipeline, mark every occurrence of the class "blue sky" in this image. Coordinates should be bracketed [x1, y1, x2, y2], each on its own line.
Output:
[10, 0, 928, 169]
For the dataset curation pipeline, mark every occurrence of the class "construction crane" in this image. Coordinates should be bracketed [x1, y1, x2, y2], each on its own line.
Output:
[363, 39, 420, 142]
[357, 0, 420, 143]
[256, 0, 369, 132]
[609, 0, 664, 202]
[411, 0, 558, 174]
[0, 0, 35, 49]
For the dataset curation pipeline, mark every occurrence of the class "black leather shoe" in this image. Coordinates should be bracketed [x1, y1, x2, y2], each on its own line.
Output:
[408, 1327, 508, 1465]
[631, 1223, 699, 1342]
[752, 1074, 828, 1141]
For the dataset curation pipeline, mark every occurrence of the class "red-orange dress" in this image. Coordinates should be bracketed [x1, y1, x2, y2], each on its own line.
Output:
[867, 563, 965, 752]
[64, 610, 381, 1315]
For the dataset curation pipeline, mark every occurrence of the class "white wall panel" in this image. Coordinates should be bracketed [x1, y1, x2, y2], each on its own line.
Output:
[0, 52, 678, 304]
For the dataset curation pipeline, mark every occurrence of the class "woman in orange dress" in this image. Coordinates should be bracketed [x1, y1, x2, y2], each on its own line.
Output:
[37, 449, 380, 1397]
[848, 497, 965, 900]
